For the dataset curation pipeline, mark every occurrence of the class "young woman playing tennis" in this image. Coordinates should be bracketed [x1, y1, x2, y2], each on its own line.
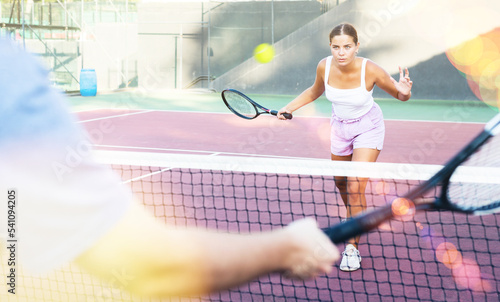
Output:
[277, 23, 413, 271]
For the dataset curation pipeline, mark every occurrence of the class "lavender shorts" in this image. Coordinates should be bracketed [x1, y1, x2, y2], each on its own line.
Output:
[330, 103, 385, 156]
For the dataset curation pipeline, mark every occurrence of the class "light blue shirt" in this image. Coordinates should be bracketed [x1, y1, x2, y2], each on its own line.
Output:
[0, 38, 132, 273]
[0, 38, 80, 146]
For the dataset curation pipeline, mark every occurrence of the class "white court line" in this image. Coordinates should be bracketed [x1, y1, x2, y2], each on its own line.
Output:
[95, 145, 219, 155]
[77, 107, 488, 124]
[73, 107, 146, 113]
[77, 110, 154, 123]
[383, 118, 486, 124]
[121, 152, 222, 183]
[122, 167, 172, 184]
[73, 108, 109, 113]
[94, 144, 321, 161]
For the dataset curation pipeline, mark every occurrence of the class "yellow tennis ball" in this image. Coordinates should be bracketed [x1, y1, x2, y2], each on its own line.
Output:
[253, 43, 275, 64]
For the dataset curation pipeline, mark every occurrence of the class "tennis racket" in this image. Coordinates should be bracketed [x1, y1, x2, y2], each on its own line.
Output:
[222, 89, 293, 120]
[323, 113, 500, 244]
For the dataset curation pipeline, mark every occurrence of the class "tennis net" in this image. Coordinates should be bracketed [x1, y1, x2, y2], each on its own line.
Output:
[1, 150, 499, 301]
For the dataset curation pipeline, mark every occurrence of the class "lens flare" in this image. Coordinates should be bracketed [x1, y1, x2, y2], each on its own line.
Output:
[391, 198, 415, 220]
[445, 28, 500, 111]
[447, 35, 484, 67]
[435, 242, 461, 269]
[434, 243, 493, 292]
[452, 258, 492, 292]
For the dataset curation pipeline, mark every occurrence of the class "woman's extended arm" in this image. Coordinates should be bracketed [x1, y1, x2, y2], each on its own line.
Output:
[277, 59, 327, 119]
[368, 61, 412, 102]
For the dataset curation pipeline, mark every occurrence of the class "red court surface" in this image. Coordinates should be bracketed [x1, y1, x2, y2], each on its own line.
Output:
[76, 109, 485, 165]
[76, 108, 498, 301]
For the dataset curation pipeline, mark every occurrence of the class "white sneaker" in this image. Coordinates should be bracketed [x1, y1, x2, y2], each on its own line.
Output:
[340, 244, 361, 271]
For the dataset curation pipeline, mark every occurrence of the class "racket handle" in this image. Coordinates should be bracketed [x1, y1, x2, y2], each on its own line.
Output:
[270, 110, 293, 120]
[322, 204, 393, 244]
[322, 219, 364, 244]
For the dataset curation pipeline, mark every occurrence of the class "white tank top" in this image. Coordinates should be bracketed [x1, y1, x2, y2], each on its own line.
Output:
[324, 56, 374, 120]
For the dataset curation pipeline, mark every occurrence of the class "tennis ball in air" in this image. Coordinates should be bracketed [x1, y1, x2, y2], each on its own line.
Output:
[253, 43, 275, 64]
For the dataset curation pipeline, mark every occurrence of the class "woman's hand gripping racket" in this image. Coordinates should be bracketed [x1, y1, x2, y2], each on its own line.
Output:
[222, 89, 292, 120]
[323, 113, 500, 244]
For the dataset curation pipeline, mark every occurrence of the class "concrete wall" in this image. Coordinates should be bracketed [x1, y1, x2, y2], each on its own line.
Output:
[212, 0, 354, 94]
[206, 1, 323, 77]
[137, 1, 325, 90]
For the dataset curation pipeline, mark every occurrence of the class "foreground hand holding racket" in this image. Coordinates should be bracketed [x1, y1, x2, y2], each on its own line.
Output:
[323, 113, 500, 244]
[222, 89, 292, 120]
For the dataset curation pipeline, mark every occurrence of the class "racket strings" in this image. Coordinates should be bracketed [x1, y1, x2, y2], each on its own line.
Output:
[463, 134, 500, 167]
[225, 92, 258, 118]
[448, 135, 500, 211]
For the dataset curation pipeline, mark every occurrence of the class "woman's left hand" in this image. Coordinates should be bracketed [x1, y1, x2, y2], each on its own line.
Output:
[391, 66, 412, 99]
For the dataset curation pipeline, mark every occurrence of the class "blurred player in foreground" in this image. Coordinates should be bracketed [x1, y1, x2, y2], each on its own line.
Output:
[0, 37, 338, 298]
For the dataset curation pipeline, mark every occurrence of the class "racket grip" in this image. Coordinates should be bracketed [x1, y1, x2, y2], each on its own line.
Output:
[270, 110, 293, 120]
[322, 204, 393, 244]
[322, 219, 364, 244]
